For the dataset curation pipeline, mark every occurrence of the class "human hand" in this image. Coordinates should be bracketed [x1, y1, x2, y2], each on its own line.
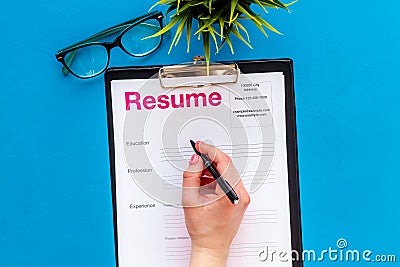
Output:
[182, 141, 250, 267]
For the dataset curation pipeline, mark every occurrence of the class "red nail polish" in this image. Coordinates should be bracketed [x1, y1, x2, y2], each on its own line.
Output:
[189, 154, 199, 165]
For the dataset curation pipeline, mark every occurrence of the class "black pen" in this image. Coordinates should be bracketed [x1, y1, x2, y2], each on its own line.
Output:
[190, 140, 239, 205]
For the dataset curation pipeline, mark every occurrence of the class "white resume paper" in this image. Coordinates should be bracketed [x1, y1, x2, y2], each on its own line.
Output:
[109, 72, 294, 266]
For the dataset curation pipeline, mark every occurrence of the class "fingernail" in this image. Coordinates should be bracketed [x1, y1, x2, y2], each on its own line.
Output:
[189, 154, 199, 165]
[196, 141, 202, 150]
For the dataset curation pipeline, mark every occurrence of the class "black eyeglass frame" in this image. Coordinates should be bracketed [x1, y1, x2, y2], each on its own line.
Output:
[55, 11, 164, 79]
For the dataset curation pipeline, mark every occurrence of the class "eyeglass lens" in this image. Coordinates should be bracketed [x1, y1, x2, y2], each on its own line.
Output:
[63, 18, 162, 78]
[121, 19, 162, 56]
[64, 45, 108, 78]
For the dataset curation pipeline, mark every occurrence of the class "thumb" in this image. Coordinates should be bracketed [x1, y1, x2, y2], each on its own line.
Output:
[182, 154, 204, 207]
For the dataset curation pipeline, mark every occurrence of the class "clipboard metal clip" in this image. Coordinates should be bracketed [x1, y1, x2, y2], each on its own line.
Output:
[159, 56, 240, 89]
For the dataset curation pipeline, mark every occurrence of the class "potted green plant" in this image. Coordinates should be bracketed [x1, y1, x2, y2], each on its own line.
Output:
[146, 0, 296, 72]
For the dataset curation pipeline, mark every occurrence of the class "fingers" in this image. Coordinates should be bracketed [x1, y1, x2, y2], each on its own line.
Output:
[200, 176, 215, 187]
[199, 178, 217, 195]
[195, 142, 244, 202]
[186, 141, 250, 207]
[182, 154, 203, 188]
[182, 154, 204, 207]
[196, 141, 231, 166]
[196, 141, 234, 184]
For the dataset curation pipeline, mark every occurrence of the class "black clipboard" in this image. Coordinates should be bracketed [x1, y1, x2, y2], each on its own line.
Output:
[105, 58, 303, 267]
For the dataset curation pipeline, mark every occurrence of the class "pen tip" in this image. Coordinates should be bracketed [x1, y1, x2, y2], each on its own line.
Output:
[190, 140, 201, 155]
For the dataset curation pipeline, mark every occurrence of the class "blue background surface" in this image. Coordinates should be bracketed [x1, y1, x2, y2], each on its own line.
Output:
[1, 0, 399, 266]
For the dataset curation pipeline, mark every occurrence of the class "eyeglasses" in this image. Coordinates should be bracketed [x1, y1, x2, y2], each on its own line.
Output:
[56, 11, 164, 79]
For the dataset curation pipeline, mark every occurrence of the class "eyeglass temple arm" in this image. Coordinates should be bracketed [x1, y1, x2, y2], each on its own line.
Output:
[59, 12, 160, 53]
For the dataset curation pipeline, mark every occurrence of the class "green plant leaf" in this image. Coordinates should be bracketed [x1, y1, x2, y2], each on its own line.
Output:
[143, 15, 180, 39]
[197, 19, 203, 40]
[178, 1, 203, 13]
[238, 3, 282, 34]
[231, 26, 253, 49]
[253, 20, 269, 38]
[202, 31, 211, 75]
[186, 14, 193, 52]
[224, 34, 235, 54]
[168, 12, 189, 53]
[229, 0, 238, 26]
[273, 0, 288, 9]
[218, 17, 225, 41]
[257, 14, 282, 35]
[194, 8, 224, 35]
[253, 0, 268, 13]
[208, 26, 219, 53]
[284, 0, 298, 12]
[236, 4, 261, 25]
[218, 27, 234, 54]
[234, 20, 250, 43]
[261, 0, 289, 10]
[149, 0, 174, 11]
[166, 5, 176, 14]
[285, 0, 298, 7]
[150, 0, 296, 74]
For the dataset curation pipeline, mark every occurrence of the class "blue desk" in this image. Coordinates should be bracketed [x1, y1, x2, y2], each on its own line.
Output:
[1, 0, 399, 266]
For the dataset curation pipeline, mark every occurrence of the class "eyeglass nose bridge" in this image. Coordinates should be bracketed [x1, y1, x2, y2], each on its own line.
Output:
[109, 40, 121, 49]
[104, 37, 129, 59]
